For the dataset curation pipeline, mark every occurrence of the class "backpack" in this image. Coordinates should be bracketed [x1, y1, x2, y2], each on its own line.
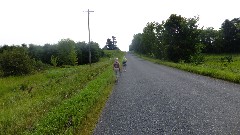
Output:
[123, 58, 127, 63]
[114, 62, 120, 68]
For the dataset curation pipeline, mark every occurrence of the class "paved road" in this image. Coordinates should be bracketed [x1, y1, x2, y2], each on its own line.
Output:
[93, 53, 240, 134]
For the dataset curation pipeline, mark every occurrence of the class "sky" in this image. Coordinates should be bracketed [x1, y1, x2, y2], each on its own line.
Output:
[0, 0, 239, 51]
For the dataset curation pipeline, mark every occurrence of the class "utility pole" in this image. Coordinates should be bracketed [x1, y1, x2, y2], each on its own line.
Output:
[84, 9, 94, 66]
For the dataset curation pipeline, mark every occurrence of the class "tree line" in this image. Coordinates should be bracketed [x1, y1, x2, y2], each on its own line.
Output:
[129, 14, 240, 63]
[0, 39, 104, 77]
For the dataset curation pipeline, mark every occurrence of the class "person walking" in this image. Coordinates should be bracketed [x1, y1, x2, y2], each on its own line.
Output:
[122, 56, 127, 72]
[113, 58, 121, 83]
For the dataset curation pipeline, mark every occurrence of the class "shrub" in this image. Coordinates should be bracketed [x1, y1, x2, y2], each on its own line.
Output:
[34, 60, 49, 71]
[190, 43, 205, 65]
[50, 55, 58, 67]
[0, 47, 35, 76]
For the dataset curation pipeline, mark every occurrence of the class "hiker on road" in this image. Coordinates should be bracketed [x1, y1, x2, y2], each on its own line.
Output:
[113, 58, 121, 82]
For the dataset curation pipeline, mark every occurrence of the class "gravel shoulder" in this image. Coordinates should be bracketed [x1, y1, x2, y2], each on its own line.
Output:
[93, 53, 240, 134]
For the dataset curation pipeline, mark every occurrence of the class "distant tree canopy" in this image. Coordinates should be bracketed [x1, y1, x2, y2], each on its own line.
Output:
[130, 14, 240, 62]
[130, 14, 201, 62]
[221, 18, 240, 53]
[103, 36, 120, 50]
[0, 39, 104, 77]
[164, 14, 200, 62]
[75, 41, 103, 65]
[129, 33, 143, 53]
[57, 39, 78, 66]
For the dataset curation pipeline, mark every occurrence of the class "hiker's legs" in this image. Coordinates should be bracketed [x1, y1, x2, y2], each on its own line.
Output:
[123, 64, 127, 71]
[114, 68, 119, 82]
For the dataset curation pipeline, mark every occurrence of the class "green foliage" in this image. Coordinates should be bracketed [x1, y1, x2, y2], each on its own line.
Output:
[190, 43, 205, 65]
[199, 27, 221, 53]
[221, 18, 240, 53]
[89, 42, 102, 63]
[1, 38, 104, 75]
[33, 60, 48, 71]
[164, 14, 200, 62]
[28, 43, 58, 65]
[130, 15, 240, 63]
[199, 17, 240, 54]
[129, 33, 143, 53]
[142, 22, 157, 55]
[104, 38, 114, 50]
[75, 41, 103, 65]
[75, 41, 88, 64]
[225, 55, 234, 63]
[103, 37, 119, 50]
[50, 55, 58, 67]
[130, 14, 201, 63]
[190, 54, 205, 65]
[28, 44, 44, 61]
[42, 44, 58, 64]
[155, 22, 168, 60]
[57, 39, 78, 66]
[130, 22, 168, 60]
[0, 47, 35, 76]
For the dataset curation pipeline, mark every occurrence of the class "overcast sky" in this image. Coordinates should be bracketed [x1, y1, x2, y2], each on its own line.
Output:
[0, 0, 239, 51]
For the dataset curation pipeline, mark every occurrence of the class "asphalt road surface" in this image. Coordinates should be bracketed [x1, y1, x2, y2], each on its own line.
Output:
[93, 53, 240, 135]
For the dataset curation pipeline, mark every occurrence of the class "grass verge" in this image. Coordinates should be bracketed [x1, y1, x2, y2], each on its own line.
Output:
[76, 83, 115, 135]
[134, 53, 240, 84]
[29, 66, 115, 134]
[0, 61, 111, 134]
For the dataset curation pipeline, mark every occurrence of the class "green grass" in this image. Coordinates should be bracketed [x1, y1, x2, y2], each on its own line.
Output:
[76, 83, 115, 135]
[0, 50, 124, 134]
[30, 66, 115, 134]
[135, 53, 240, 83]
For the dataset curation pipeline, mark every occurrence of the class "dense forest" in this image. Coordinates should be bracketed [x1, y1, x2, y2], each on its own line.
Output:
[129, 14, 240, 63]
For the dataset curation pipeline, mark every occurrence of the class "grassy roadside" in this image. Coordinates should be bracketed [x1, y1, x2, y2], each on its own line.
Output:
[29, 66, 115, 134]
[0, 61, 111, 134]
[0, 50, 124, 134]
[72, 80, 115, 135]
[78, 50, 125, 135]
[134, 53, 240, 84]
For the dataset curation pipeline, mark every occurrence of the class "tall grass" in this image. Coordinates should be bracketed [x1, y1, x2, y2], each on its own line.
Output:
[136, 53, 240, 83]
[30, 66, 115, 134]
[0, 62, 109, 134]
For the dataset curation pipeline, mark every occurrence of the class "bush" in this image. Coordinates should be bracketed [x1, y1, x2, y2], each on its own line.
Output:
[91, 42, 102, 63]
[34, 60, 49, 71]
[0, 47, 35, 76]
[50, 55, 58, 67]
[190, 43, 205, 65]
